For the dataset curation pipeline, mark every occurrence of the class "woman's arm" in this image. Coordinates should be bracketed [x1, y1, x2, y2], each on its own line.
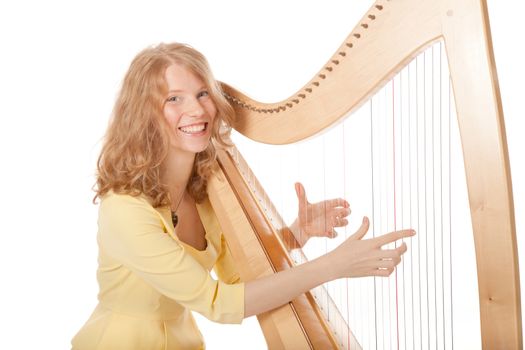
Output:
[244, 216, 414, 317]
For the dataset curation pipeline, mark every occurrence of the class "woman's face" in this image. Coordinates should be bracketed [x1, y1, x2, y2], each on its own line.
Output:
[163, 63, 217, 156]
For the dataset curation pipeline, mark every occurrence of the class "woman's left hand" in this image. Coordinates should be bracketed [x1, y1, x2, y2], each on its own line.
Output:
[291, 182, 351, 247]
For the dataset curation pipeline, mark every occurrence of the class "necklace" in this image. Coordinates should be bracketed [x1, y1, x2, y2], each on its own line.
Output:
[170, 190, 185, 228]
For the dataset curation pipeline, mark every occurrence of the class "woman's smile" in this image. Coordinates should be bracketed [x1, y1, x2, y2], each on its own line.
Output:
[178, 122, 209, 135]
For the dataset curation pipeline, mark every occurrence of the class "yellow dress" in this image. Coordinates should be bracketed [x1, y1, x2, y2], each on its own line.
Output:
[71, 192, 244, 350]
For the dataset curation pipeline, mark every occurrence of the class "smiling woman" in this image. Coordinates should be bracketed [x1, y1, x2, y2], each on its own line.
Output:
[71, 43, 242, 349]
[70, 42, 414, 349]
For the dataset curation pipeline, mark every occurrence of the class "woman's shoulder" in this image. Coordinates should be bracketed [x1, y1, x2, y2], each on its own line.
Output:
[97, 190, 168, 237]
[100, 190, 153, 206]
[98, 190, 161, 218]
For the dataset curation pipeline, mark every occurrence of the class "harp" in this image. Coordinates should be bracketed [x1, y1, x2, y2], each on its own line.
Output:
[206, 0, 521, 348]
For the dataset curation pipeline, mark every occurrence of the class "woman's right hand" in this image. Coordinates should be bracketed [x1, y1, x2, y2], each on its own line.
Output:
[244, 216, 415, 318]
[329, 216, 415, 279]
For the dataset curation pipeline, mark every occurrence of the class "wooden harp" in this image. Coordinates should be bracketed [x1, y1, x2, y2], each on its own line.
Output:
[206, 0, 522, 348]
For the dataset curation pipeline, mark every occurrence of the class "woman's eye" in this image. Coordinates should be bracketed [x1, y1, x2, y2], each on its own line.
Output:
[198, 91, 209, 98]
[167, 96, 180, 103]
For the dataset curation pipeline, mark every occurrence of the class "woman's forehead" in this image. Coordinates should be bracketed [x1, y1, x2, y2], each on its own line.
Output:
[164, 63, 206, 91]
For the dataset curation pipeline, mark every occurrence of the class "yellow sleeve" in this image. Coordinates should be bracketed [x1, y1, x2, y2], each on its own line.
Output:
[214, 233, 241, 284]
[97, 193, 244, 324]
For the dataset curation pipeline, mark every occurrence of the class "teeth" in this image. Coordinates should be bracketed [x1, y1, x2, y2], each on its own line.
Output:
[179, 123, 206, 134]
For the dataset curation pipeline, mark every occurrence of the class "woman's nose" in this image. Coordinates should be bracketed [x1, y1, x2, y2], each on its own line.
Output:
[184, 98, 205, 117]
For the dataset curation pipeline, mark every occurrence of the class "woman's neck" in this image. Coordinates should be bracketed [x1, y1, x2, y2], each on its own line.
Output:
[163, 151, 195, 208]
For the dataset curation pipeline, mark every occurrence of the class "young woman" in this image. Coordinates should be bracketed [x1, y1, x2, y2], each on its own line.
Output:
[71, 42, 415, 349]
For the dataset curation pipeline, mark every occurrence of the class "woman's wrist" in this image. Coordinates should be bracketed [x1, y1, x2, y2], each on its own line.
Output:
[287, 219, 308, 248]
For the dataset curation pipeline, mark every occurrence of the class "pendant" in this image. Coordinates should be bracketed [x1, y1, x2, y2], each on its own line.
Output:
[171, 211, 179, 228]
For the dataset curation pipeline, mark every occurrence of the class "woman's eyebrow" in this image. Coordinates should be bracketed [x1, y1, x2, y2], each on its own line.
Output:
[167, 86, 207, 93]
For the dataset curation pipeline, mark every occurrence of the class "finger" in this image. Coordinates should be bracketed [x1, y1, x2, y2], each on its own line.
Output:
[349, 217, 370, 241]
[375, 229, 415, 247]
[333, 218, 348, 228]
[333, 207, 351, 218]
[315, 228, 338, 239]
[378, 242, 408, 257]
[331, 209, 350, 227]
[295, 182, 308, 206]
[362, 254, 402, 267]
[370, 243, 406, 260]
[324, 197, 350, 209]
[395, 242, 408, 254]
[382, 256, 402, 266]
[372, 267, 395, 277]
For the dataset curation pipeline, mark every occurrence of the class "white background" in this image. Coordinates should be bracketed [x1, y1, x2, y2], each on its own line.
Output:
[0, 1, 522, 349]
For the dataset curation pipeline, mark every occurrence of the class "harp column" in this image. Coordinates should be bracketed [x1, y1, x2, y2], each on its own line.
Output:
[441, 0, 522, 348]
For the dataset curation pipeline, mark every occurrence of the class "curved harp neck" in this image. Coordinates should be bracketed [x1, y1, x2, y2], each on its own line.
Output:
[221, 0, 493, 145]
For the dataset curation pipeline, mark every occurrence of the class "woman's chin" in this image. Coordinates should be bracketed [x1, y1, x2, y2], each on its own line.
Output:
[170, 142, 210, 156]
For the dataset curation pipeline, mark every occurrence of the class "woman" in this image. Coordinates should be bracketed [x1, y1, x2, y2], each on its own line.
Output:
[71, 42, 414, 349]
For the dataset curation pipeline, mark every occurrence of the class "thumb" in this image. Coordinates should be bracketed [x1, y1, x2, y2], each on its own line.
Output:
[295, 182, 308, 205]
[349, 217, 370, 241]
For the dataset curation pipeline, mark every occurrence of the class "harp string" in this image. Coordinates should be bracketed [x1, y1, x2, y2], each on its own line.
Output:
[342, 121, 352, 350]
[448, 73, 454, 350]
[370, 93, 377, 349]
[393, 69, 400, 350]
[399, 58, 407, 350]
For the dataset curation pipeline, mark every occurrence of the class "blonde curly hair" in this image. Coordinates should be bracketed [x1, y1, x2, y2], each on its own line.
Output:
[94, 43, 234, 207]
